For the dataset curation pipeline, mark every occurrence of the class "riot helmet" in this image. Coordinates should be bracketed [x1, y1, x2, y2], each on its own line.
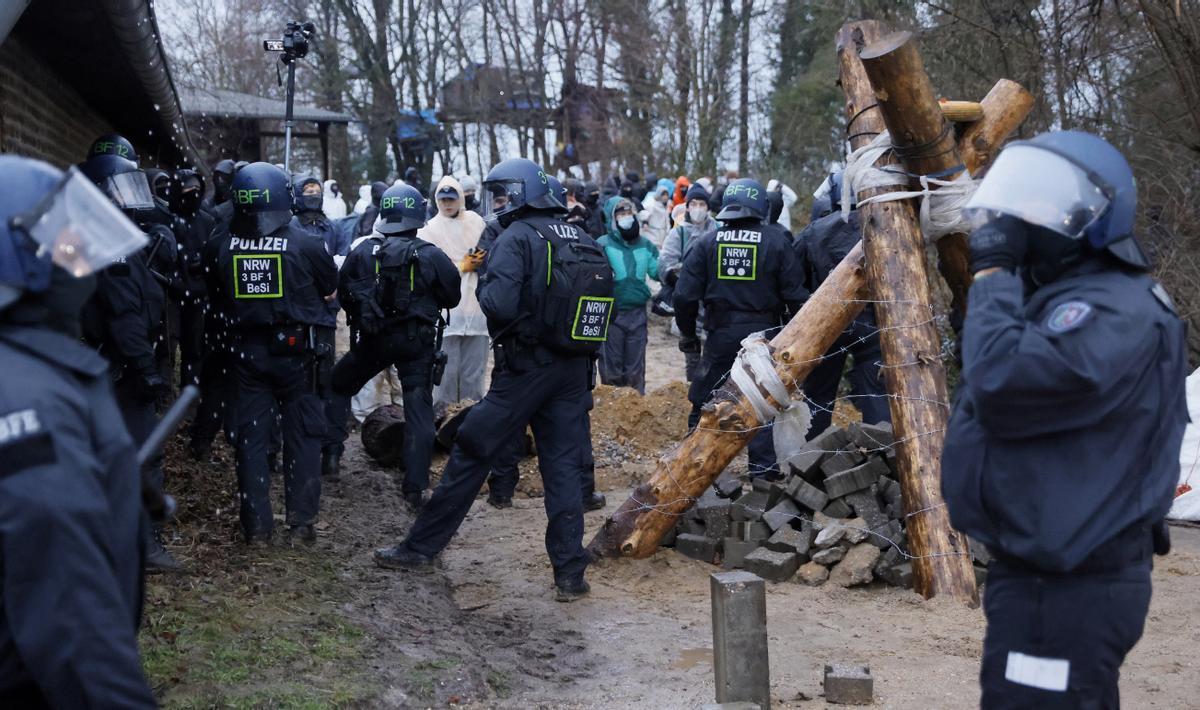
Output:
[78, 154, 156, 212]
[1, 156, 147, 312]
[292, 174, 324, 213]
[88, 133, 138, 163]
[964, 130, 1148, 271]
[545, 175, 569, 216]
[767, 189, 784, 225]
[230, 162, 293, 236]
[482, 158, 559, 227]
[377, 183, 428, 234]
[717, 178, 768, 223]
[370, 181, 388, 207]
[212, 159, 237, 203]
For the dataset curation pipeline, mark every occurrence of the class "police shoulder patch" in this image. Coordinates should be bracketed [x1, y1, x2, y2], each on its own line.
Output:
[1044, 301, 1093, 333]
[0, 408, 55, 479]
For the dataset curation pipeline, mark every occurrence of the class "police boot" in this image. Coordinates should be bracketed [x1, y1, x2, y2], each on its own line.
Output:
[584, 492, 607, 512]
[487, 494, 513, 509]
[554, 577, 591, 603]
[321, 449, 341, 481]
[403, 490, 428, 512]
[373, 545, 435, 572]
[145, 529, 181, 574]
[287, 524, 317, 545]
[267, 451, 281, 473]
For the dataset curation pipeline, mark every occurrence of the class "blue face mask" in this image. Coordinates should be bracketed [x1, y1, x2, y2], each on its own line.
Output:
[616, 215, 635, 231]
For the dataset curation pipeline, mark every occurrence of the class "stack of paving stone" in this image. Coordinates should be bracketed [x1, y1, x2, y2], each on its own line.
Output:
[664, 421, 922, 588]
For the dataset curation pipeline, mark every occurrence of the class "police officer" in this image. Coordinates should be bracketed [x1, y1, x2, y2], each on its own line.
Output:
[794, 171, 890, 437]
[0, 155, 156, 706]
[291, 174, 353, 480]
[483, 175, 606, 513]
[211, 162, 338, 544]
[674, 178, 808, 479]
[78, 145, 180, 571]
[172, 168, 215, 388]
[332, 183, 461, 509]
[941, 131, 1186, 708]
[203, 158, 237, 241]
[374, 158, 610, 602]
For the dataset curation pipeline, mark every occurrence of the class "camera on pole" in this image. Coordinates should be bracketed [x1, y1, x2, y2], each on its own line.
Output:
[263, 21, 315, 173]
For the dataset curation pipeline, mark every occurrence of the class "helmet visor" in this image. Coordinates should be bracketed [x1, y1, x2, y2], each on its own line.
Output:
[964, 144, 1110, 239]
[101, 170, 156, 211]
[16, 168, 148, 277]
[482, 178, 525, 220]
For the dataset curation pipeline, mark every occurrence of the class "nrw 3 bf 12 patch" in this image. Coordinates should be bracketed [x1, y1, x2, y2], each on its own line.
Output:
[571, 296, 613, 342]
[1045, 301, 1092, 333]
[717, 243, 757, 281]
[233, 254, 283, 299]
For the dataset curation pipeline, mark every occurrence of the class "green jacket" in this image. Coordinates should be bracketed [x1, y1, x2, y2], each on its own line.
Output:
[598, 196, 660, 310]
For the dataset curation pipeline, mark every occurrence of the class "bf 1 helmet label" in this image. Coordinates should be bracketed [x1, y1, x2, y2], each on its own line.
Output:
[717, 243, 757, 280]
[233, 254, 283, 299]
[572, 296, 614, 341]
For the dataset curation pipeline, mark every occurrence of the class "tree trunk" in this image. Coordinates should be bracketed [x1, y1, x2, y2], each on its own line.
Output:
[840, 21, 977, 605]
[958, 79, 1036, 176]
[737, 0, 752, 170]
[587, 243, 869, 559]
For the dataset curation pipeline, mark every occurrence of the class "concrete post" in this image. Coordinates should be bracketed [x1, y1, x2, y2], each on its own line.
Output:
[710, 570, 770, 709]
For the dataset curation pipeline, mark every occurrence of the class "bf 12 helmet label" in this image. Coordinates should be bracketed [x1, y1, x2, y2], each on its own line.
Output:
[572, 296, 614, 341]
[233, 254, 283, 299]
[717, 243, 757, 280]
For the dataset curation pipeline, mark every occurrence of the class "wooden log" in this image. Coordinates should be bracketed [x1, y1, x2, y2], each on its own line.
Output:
[938, 100, 984, 122]
[587, 243, 870, 560]
[959, 79, 1035, 176]
[362, 404, 406, 467]
[840, 22, 978, 604]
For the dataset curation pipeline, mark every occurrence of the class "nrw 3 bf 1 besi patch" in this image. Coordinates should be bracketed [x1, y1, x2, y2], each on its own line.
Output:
[1045, 301, 1092, 333]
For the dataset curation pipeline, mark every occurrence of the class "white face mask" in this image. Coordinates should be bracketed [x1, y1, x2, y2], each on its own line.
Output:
[688, 206, 708, 223]
[617, 215, 635, 231]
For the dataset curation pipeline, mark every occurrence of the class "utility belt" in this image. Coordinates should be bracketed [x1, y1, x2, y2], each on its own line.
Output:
[993, 520, 1163, 576]
[704, 305, 781, 330]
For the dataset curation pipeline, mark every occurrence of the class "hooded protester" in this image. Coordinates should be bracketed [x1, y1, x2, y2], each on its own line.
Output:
[418, 176, 490, 416]
[323, 179, 348, 220]
[672, 175, 691, 208]
[170, 168, 214, 390]
[353, 184, 372, 214]
[596, 197, 660, 394]
[639, 178, 674, 248]
[658, 183, 718, 382]
[459, 175, 481, 214]
[583, 181, 605, 238]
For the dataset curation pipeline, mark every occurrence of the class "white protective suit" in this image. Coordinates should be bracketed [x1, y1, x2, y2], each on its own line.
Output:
[322, 179, 348, 219]
[767, 178, 798, 233]
[418, 176, 490, 413]
[353, 184, 372, 214]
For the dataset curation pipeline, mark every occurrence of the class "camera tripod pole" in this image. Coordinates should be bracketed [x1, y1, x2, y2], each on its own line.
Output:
[283, 58, 297, 173]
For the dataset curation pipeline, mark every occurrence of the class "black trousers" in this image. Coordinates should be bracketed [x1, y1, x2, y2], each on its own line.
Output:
[231, 343, 325, 537]
[190, 346, 234, 448]
[178, 297, 207, 388]
[981, 533, 1154, 709]
[688, 322, 778, 478]
[803, 308, 891, 437]
[403, 355, 593, 583]
[115, 379, 163, 498]
[331, 331, 435, 495]
[487, 391, 597, 501]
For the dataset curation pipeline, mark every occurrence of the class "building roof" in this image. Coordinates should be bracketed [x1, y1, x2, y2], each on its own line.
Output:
[180, 87, 354, 124]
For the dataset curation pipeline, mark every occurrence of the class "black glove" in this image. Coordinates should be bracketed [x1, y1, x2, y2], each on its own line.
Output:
[135, 364, 169, 403]
[664, 266, 680, 288]
[679, 335, 701, 354]
[968, 216, 1028, 274]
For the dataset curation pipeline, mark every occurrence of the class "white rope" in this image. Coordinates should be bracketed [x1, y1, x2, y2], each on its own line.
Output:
[729, 334, 791, 422]
[841, 130, 980, 242]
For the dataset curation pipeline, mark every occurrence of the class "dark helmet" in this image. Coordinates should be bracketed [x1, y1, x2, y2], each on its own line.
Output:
[403, 166, 421, 184]
[965, 130, 1148, 270]
[544, 175, 568, 216]
[1, 156, 147, 310]
[234, 160, 250, 171]
[230, 162, 293, 235]
[78, 153, 155, 212]
[370, 181, 389, 207]
[291, 173, 323, 213]
[88, 133, 138, 163]
[482, 158, 558, 227]
[377, 183, 428, 234]
[213, 159, 237, 176]
[717, 178, 768, 222]
[684, 183, 710, 205]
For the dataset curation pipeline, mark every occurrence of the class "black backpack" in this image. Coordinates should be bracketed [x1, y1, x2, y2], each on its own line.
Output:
[534, 224, 615, 355]
[376, 239, 427, 317]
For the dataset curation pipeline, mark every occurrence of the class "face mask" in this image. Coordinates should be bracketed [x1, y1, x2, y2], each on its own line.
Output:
[42, 267, 96, 337]
[464, 194, 478, 210]
[617, 215, 635, 231]
[688, 206, 708, 223]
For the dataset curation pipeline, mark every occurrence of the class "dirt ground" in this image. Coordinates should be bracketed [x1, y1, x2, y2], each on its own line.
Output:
[144, 313, 1200, 708]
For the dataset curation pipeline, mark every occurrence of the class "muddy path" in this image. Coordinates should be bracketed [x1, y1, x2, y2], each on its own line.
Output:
[145, 314, 1200, 708]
